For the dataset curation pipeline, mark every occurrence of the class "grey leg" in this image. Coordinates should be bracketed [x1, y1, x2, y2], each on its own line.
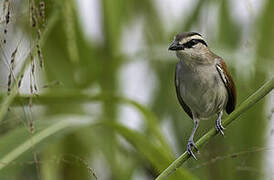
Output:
[215, 111, 225, 136]
[187, 116, 199, 160]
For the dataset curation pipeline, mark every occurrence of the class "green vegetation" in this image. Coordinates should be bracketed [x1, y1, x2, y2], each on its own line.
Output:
[0, 0, 273, 179]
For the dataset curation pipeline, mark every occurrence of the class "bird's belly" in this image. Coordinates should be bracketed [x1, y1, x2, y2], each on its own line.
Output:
[180, 72, 227, 118]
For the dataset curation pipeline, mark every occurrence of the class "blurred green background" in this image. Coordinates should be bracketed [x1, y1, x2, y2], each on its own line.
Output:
[0, 0, 274, 179]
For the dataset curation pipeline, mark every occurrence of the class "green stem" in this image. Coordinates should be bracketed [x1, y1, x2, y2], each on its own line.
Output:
[156, 77, 274, 180]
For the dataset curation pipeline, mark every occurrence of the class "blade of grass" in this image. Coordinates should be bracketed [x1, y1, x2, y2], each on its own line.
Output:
[1, 93, 193, 178]
[106, 122, 197, 180]
[0, 114, 95, 171]
[6, 93, 174, 157]
[62, 0, 79, 63]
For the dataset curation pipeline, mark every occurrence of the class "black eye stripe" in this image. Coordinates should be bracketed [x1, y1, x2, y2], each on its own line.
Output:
[195, 39, 208, 46]
[183, 39, 208, 48]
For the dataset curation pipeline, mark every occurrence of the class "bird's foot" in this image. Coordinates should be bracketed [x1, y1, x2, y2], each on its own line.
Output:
[187, 140, 199, 160]
[215, 118, 225, 136]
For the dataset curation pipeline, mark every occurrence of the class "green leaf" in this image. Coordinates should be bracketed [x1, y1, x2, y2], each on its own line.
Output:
[0, 115, 96, 173]
[108, 122, 197, 180]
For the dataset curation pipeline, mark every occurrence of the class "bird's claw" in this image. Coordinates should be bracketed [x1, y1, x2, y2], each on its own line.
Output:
[215, 119, 225, 136]
[187, 140, 199, 160]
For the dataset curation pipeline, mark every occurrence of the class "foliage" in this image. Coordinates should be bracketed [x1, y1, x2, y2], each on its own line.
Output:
[0, 0, 273, 179]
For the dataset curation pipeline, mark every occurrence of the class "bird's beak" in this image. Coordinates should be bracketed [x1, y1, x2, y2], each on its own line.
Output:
[168, 41, 184, 51]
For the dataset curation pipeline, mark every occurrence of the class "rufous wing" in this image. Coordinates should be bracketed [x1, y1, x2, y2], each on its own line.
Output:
[216, 59, 237, 114]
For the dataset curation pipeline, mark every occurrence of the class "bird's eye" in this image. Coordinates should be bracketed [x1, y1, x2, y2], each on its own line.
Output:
[184, 39, 198, 48]
[191, 39, 197, 43]
[190, 39, 198, 46]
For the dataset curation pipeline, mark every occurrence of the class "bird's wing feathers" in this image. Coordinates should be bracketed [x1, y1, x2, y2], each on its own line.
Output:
[175, 64, 193, 119]
[216, 59, 237, 114]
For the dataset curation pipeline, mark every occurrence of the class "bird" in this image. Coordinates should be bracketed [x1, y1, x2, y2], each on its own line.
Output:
[168, 32, 237, 160]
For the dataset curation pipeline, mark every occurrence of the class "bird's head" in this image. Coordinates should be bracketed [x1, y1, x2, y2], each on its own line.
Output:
[168, 32, 209, 60]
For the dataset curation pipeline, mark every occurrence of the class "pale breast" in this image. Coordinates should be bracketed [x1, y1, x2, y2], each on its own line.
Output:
[176, 61, 228, 118]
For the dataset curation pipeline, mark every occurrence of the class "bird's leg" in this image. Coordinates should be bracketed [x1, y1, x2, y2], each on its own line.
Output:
[215, 111, 225, 136]
[187, 117, 199, 160]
